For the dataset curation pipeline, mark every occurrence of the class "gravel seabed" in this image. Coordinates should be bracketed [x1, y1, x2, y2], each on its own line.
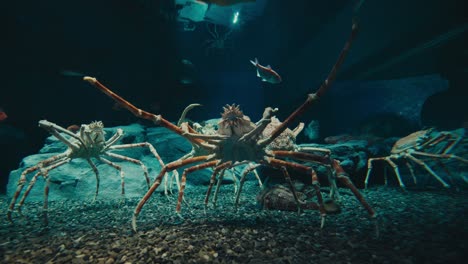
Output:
[1, 180, 467, 264]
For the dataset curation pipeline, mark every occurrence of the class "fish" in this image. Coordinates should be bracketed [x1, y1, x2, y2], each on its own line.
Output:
[197, 0, 256, 7]
[0, 108, 7, 122]
[250, 58, 282, 84]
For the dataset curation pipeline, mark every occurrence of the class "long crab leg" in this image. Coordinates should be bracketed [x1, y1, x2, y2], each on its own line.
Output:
[104, 129, 124, 147]
[258, 20, 359, 148]
[99, 157, 125, 195]
[204, 161, 233, 208]
[262, 157, 327, 227]
[17, 158, 71, 214]
[210, 161, 253, 206]
[108, 142, 169, 186]
[132, 155, 216, 231]
[7, 153, 69, 222]
[331, 159, 376, 218]
[38, 120, 84, 149]
[365, 157, 405, 188]
[85, 158, 101, 202]
[404, 153, 450, 188]
[235, 163, 261, 207]
[412, 150, 468, 163]
[104, 152, 151, 189]
[83, 77, 216, 151]
[177, 160, 221, 212]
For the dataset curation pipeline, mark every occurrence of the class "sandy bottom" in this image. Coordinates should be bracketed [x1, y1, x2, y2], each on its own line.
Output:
[1, 180, 467, 264]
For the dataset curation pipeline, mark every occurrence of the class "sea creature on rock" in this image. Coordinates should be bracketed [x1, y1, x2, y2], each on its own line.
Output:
[7, 120, 169, 225]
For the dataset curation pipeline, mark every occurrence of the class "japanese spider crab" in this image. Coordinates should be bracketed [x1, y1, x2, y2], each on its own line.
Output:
[7, 120, 168, 225]
[365, 128, 468, 189]
[84, 20, 376, 231]
[203, 22, 234, 56]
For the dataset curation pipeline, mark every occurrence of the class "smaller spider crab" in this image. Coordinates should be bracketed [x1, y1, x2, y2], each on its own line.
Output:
[203, 22, 234, 56]
[365, 128, 468, 188]
[7, 120, 167, 224]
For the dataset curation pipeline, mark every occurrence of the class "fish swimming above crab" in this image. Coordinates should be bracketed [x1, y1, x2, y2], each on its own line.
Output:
[250, 58, 282, 84]
[84, 19, 376, 232]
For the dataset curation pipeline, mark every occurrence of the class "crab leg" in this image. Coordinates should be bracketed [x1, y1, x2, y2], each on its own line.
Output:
[7, 153, 69, 222]
[412, 150, 468, 163]
[99, 157, 125, 195]
[211, 161, 253, 206]
[332, 159, 376, 217]
[204, 161, 233, 208]
[108, 142, 169, 187]
[17, 158, 71, 216]
[85, 158, 101, 202]
[39, 120, 84, 148]
[262, 157, 327, 227]
[177, 160, 220, 212]
[104, 129, 124, 147]
[235, 163, 261, 207]
[365, 157, 405, 188]
[258, 21, 359, 148]
[83, 77, 216, 151]
[132, 155, 216, 231]
[404, 153, 450, 188]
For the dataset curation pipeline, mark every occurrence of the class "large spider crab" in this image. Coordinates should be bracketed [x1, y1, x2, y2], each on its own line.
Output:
[365, 128, 468, 188]
[84, 20, 375, 231]
[7, 120, 167, 224]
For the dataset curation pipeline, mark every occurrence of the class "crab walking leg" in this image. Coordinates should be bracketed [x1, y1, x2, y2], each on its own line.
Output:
[412, 150, 468, 163]
[17, 158, 71, 212]
[235, 163, 261, 207]
[212, 169, 228, 206]
[365, 157, 405, 188]
[270, 149, 338, 198]
[110, 142, 167, 174]
[404, 161, 418, 184]
[105, 152, 151, 189]
[258, 21, 359, 148]
[263, 157, 327, 227]
[297, 146, 332, 156]
[177, 160, 220, 213]
[83, 77, 215, 150]
[404, 154, 450, 188]
[332, 160, 376, 218]
[105, 128, 124, 146]
[7, 153, 69, 222]
[422, 132, 462, 154]
[229, 167, 240, 195]
[98, 157, 125, 195]
[210, 161, 251, 206]
[132, 155, 215, 231]
[85, 158, 101, 202]
[280, 166, 306, 214]
[204, 161, 232, 208]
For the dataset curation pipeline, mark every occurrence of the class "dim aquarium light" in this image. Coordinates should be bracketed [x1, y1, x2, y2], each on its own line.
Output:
[232, 11, 239, 24]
